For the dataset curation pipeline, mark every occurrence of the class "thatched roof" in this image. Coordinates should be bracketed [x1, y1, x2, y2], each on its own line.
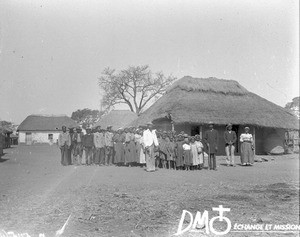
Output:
[17, 115, 78, 132]
[131, 76, 299, 130]
[93, 110, 138, 130]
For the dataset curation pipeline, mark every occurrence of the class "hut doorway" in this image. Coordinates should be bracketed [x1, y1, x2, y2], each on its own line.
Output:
[25, 132, 32, 145]
[232, 125, 239, 153]
[191, 126, 200, 136]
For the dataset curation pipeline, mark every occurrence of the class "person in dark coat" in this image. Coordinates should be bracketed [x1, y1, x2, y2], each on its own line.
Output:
[83, 127, 94, 165]
[175, 134, 184, 170]
[58, 126, 71, 166]
[72, 126, 84, 165]
[204, 122, 219, 171]
[68, 127, 75, 165]
[113, 128, 125, 165]
[224, 123, 237, 167]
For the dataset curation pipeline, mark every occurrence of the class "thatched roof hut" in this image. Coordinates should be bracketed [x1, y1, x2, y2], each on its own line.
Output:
[18, 115, 78, 131]
[131, 76, 298, 130]
[93, 110, 138, 130]
[131, 76, 298, 155]
[17, 115, 78, 145]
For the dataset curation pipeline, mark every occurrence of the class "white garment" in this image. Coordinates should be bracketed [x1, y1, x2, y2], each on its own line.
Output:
[142, 129, 159, 147]
[240, 133, 253, 142]
[182, 143, 191, 150]
[195, 141, 204, 164]
[94, 132, 105, 148]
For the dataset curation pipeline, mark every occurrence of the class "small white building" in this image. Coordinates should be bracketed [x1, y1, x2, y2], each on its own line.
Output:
[17, 115, 78, 145]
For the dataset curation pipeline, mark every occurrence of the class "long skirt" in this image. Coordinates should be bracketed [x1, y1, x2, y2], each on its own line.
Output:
[191, 145, 200, 165]
[135, 142, 141, 163]
[145, 145, 155, 171]
[125, 142, 134, 163]
[114, 142, 125, 163]
[175, 151, 184, 167]
[240, 142, 254, 164]
[60, 145, 70, 166]
[183, 150, 193, 166]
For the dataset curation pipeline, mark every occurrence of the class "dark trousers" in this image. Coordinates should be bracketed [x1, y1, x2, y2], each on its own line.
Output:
[95, 148, 105, 165]
[85, 147, 93, 165]
[105, 146, 113, 165]
[208, 154, 216, 170]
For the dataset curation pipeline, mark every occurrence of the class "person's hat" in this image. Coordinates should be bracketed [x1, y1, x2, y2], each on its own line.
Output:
[76, 126, 82, 130]
[183, 134, 189, 138]
[226, 123, 232, 128]
[245, 126, 250, 130]
[208, 121, 214, 125]
[146, 122, 153, 125]
[86, 126, 92, 130]
[107, 125, 112, 128]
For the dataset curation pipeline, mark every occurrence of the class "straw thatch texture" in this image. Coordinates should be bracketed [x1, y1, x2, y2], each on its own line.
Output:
[93, 110, 138, 130]
[17, 115, 78, 131]
[131, 76, 299, 130]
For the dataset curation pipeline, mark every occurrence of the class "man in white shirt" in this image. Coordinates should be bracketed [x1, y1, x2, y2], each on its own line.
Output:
[104, 125, 114, 165]
[93, 126, 105, 165]
[142, 122, 159, 172]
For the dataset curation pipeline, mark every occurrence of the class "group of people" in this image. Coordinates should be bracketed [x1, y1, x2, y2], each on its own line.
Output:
[58, 121, 255, 172]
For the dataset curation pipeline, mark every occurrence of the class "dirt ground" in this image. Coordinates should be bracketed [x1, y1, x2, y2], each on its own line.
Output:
[0, 145, 299, 237]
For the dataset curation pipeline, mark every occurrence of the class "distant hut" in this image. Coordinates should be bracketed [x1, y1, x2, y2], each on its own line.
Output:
[17, 115, 78, 145]
[131, 76, 299, 155]
[93, 110, 138, 131]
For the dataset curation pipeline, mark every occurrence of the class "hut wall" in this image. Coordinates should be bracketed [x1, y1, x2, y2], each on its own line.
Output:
[154, 120, 172, 131]
[253, 127, 264, 155]
[174, 124, 191, 135]
[262, 127, 285, 154]
[19, 131, 60, 144]
[19, 132, 26, 143]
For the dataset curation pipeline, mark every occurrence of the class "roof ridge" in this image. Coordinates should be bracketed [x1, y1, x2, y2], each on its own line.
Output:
[29, 114, 69, 117]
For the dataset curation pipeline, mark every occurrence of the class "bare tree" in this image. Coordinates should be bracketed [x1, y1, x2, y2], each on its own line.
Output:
[98, 65, 176, 114]
[71, 108, 103, 129]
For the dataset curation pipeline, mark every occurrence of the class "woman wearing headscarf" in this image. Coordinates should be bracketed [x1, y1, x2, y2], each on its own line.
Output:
[240, 126, 254, 166]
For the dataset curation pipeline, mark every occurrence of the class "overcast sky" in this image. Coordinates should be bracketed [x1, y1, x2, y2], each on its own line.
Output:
[0, 0, 299, 124]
